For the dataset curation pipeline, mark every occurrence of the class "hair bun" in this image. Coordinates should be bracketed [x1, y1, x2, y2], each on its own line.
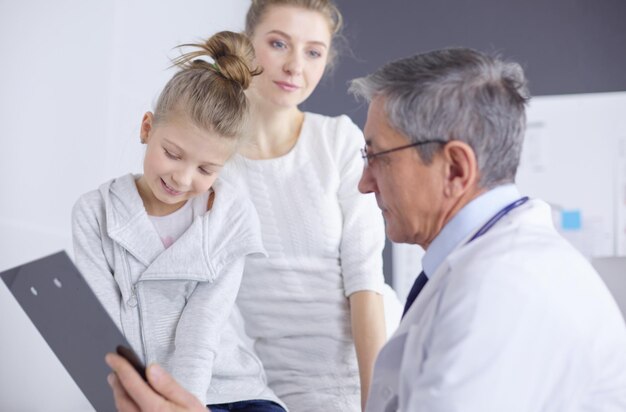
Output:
[173, 31, 261, 90]
[205, 31, 260, 89]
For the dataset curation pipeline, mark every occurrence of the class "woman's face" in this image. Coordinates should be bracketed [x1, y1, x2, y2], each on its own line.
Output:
[249, 5, 332, 109]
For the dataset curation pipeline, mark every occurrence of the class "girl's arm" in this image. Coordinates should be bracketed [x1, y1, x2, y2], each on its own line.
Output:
[72, 194, 123, 329]
[170, 257, 245, 404]
[350, 290, 386, 410]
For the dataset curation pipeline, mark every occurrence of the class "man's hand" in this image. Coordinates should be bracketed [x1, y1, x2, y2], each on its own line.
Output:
[105, 353, 207, 412]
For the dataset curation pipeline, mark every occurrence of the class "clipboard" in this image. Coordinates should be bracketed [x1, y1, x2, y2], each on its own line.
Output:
[0, 251, 145, 411]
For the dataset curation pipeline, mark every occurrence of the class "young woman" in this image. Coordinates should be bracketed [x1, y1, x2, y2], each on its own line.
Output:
[72, 31, 285, 411]
[220, 1, 400, 410]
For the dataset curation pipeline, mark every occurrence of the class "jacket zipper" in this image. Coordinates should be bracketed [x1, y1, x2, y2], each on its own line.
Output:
[133, 284, 148, 361]
[122, 251, 148, 361]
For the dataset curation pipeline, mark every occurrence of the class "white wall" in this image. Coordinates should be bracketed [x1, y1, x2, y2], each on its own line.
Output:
[0, 1, 249, 410]
[516, 92, 626, 258]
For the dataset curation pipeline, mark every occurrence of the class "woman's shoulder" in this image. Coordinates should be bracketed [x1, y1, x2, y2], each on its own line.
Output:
[304, 111, 361, 135]
[303, 112, 364, 160]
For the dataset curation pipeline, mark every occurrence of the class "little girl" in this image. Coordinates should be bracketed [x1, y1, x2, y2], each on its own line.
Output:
[72, 31, 285, 411]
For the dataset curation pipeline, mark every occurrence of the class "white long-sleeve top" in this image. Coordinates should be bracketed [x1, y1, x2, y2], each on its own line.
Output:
[220, 113, 386, 411]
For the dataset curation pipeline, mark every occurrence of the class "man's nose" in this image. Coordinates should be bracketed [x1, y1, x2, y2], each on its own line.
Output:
[358, 166, 375, 194]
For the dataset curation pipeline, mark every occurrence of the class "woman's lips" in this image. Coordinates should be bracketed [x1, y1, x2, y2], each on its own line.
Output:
[274, 81, 299, 92]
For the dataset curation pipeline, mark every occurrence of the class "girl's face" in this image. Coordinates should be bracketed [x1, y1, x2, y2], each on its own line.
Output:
[249, 5, 332, 109]
[136, 112, 235, 216]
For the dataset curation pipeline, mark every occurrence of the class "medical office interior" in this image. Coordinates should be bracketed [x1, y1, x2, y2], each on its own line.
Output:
[1, 0, 625, 410]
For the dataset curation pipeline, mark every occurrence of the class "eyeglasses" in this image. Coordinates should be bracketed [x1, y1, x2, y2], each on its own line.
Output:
[360, 139, 447, 168]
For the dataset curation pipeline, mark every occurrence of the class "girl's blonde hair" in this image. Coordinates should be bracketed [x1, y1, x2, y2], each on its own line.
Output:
[245, 0, 344, 67]
[154, 31, 261, 139]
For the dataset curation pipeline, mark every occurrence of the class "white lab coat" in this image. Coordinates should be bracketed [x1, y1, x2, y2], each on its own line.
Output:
[366, 199, 626, 411]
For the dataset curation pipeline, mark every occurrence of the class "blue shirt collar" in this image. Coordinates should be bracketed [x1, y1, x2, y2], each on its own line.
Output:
[422, 184, 521, 279]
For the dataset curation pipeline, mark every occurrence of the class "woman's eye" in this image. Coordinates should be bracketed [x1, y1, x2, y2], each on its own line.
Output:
[308, 49, 322, 58]
[199, 167, 213, 176]
[271, 40, 287, 49]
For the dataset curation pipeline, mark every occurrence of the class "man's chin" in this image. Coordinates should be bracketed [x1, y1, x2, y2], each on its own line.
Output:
[385, 226, 405, 244]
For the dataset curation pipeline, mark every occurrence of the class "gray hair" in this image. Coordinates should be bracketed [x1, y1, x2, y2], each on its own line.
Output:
[349, 48, 530, 189]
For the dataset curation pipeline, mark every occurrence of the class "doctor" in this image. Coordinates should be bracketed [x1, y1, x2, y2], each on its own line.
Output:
[350, 47, 626, 411]
[105, 48, 626, 411]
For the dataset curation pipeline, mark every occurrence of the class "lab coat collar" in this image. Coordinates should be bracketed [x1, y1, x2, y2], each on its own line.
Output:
[422, 184, 521, 279]
[399, 198, 550, 331]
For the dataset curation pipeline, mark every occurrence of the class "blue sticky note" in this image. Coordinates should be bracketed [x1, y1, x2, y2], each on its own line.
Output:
[561, 209, 582, 230]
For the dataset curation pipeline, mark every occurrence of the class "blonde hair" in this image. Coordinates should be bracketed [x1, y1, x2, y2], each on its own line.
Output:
[245, 0, 344, 67]
[154, 31, 261, 139]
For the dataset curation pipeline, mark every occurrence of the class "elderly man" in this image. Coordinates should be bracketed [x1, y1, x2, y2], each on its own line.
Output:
[106, 48, 626, 411]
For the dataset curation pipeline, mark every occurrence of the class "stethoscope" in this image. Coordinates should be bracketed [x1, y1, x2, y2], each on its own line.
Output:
[402, 195, 531, 319]
[467, 196, 530, 243]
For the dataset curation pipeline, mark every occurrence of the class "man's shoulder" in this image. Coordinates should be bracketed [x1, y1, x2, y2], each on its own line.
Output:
[448, 199, 571, 268]
[441, 199, 593, 297]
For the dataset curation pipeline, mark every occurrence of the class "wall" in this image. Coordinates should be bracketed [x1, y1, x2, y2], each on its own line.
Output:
[517, 92, 626, 259]
[304, 0, 626, 122]
[0, 1, 248, 410]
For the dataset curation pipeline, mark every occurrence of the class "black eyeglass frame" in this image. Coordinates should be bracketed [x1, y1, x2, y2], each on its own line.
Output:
[360, 139, 447, 167]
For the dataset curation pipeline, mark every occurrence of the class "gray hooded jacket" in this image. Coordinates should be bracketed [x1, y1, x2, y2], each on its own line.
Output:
[72, 173, 283, 406]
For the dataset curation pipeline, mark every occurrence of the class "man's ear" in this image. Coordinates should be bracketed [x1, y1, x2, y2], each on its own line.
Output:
[441, 140, 479, 198]
[140, 112, 154, 144]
